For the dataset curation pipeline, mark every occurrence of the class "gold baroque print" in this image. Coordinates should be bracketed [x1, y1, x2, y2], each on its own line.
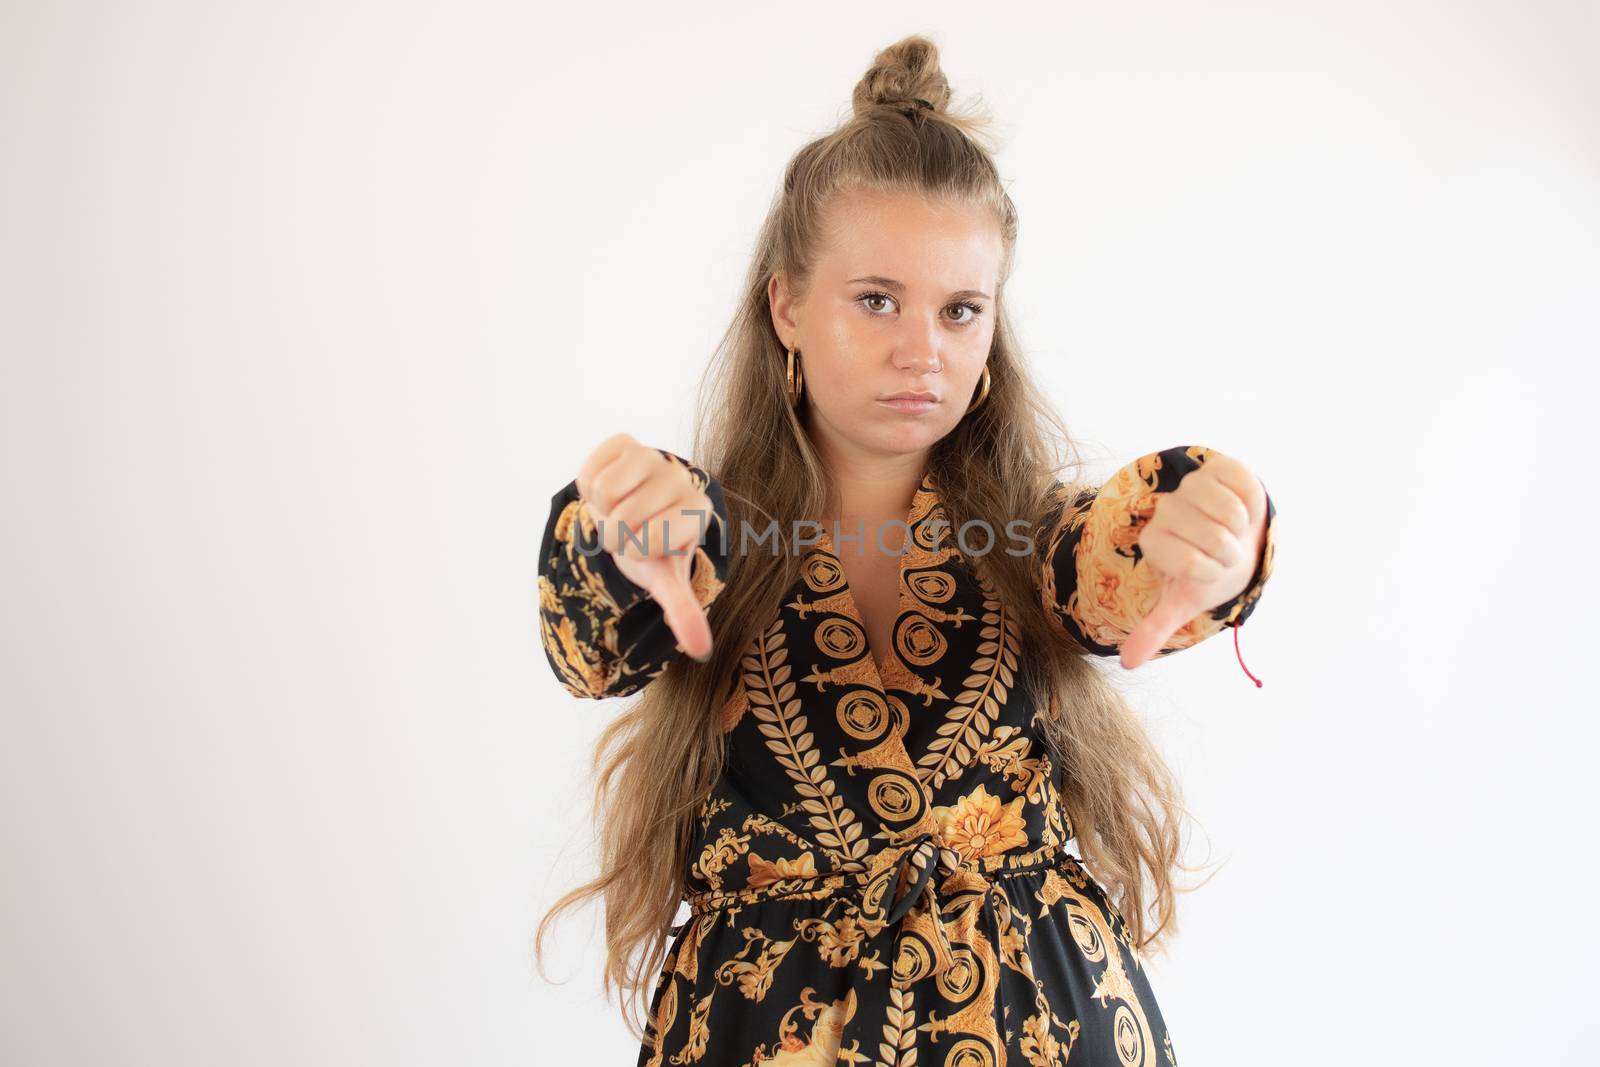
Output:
[794, 909, 869, 969]
[714, 928, 802, 1004]
[835, 689, 892, 742]
[905, 568, 956, 604]
[803, 553, 847, 594]
[1037, 863, 1157, 1067]
[893, 611, 947, 667]
[816, 617, 867, 661]
[691, 826, 753, 893]
[915, 570, 1022, 792]
[867, 981, 917, 1067]
[745, 613, 869, 863]
[746, 987, 856, 1066]
[536, 448, 1280, 1066]
[864, 768, 924, 824]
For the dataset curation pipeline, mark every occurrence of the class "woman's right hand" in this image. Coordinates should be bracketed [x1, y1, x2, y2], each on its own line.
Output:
[575, 433, 718, 661]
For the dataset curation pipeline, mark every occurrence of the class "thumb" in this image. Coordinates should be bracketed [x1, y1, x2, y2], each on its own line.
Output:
[646, 555, 713, 662]
[1119, 578, 1200, 670]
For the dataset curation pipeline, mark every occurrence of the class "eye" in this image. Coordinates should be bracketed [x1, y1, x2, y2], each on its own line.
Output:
[948, 300, 986, 326]
[855, 292, 988, 328]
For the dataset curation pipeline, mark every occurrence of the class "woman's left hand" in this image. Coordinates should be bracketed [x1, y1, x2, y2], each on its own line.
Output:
[1120, 452, 1271, 670]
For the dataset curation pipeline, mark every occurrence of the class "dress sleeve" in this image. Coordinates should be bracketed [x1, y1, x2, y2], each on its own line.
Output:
[1035, 444, 1278, 659]
[537, 449, 731, 699]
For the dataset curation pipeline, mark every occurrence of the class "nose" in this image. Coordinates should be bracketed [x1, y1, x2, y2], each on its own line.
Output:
[890, 317, 944, 374]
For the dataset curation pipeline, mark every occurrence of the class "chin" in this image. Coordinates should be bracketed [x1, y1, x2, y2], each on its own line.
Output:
[860, 421, 948, 454]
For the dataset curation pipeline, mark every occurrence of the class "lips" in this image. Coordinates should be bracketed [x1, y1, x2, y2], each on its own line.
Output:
[876, 395, 940, 414]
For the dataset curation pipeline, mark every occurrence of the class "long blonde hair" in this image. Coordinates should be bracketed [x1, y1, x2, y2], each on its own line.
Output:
[535, 33, 1210, 1040]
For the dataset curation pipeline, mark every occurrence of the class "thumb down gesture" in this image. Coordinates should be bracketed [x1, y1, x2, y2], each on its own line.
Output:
[576, 434, 719, 662]
[1119, 450, 1271, 671]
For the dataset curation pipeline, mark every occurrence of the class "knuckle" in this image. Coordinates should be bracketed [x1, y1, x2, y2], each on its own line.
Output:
[590, 468, 617, 507]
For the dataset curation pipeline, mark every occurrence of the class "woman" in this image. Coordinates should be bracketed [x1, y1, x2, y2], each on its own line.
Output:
[536, 35, 1278, 1066]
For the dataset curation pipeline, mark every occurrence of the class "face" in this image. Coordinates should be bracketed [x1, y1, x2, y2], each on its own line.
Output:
[769, 187, 1002, 467]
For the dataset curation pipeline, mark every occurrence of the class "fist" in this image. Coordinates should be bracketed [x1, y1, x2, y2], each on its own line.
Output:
[575, 433, 719, 661]
[1120, 450, 1270, 670]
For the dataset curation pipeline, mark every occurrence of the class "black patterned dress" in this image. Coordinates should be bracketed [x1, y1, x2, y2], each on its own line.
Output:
[538, 446, 1278, 1067]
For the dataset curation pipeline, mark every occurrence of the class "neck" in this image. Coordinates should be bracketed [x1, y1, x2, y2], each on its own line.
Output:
[812, 439, 929, 533]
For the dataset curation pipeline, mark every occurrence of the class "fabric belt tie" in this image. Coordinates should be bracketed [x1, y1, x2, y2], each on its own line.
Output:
[870, 830, 967, 980]
[681, 829, 1068, 985]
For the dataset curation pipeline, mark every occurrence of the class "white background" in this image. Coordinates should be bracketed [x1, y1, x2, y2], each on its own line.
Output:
[3, 2, 1597, 1064]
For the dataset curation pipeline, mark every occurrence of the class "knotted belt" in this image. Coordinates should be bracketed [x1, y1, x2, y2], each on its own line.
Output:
[863, 829, 1070, 979]
[684, 829, 1066, 983]
[864, 829, 968, 978]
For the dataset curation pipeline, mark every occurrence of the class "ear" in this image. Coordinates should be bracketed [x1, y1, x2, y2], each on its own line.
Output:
[768, 271, 797, 348]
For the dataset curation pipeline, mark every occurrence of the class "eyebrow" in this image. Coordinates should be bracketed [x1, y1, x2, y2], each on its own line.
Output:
[845, 275, 992, 301]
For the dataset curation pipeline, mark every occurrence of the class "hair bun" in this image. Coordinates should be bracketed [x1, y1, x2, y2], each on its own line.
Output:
[851, 35, 952, 120]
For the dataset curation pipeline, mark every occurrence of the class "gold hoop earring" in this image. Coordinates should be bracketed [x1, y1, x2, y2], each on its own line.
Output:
[786, 347, 804, 407]
[965, 365, 991, 413]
